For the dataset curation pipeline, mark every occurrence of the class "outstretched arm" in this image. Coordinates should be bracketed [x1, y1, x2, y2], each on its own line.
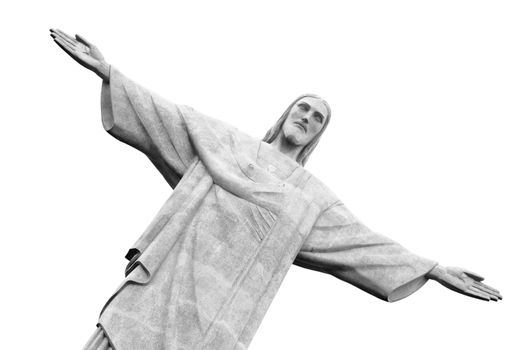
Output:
[50, 28, 198, 187]
[296, 201, 502, 302]
[50, 28, 109, 82]
[427, 265, 502, 301]
[295, 202, 439, 302]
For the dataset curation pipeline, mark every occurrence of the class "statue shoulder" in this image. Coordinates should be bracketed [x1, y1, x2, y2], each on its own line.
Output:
[177, 105, 261, 151]
[301, 171, 340, 211]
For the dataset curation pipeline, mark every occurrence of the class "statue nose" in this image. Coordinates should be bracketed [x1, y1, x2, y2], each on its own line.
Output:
[301, 117, 309, 124]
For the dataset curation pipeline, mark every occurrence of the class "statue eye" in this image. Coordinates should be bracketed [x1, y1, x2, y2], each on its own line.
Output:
[297, 103, 309, 111]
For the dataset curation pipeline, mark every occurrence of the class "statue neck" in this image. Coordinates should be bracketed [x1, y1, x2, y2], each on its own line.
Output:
[269, 132, 303, 164]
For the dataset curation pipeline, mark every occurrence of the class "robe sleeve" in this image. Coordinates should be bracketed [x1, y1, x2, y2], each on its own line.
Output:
[101, 66, 196, 189]
[295, 201, 438, 302]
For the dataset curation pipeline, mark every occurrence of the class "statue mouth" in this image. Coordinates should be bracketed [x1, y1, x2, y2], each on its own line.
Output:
[294, 122, 307, 133]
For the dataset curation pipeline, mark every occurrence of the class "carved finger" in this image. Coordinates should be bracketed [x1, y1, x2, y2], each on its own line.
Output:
[56, 29, 78, 44]
[58, 37, 77, 54]
[60, 34, 77, 48]
[51, 29, 76, 48]
[474, 283, 501, 299]
[53, 36, 75, 54]
[474, 281, 500, 294]
[52, 37, 77, 62]
[57, 36, 89, 56]
[53, 37, 87, 68]
[467, 290, 490, 301]
[475, 283, 502, 300]
[471, 286, 499, 301]
[50, 30, 63, 41]
[466, 286, 491, 301]
[56, 30, 74, 40]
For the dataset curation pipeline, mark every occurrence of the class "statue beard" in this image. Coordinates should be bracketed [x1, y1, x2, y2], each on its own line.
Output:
[281, 125, 306, 148]
[284, 134, 302, 147]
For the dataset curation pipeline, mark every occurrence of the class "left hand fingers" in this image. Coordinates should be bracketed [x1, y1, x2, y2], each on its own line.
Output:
[471, 286, 498, 301]
[474, 281, 500, 294]
[466, 286, 491, 301]
[473, 282, 502, 300]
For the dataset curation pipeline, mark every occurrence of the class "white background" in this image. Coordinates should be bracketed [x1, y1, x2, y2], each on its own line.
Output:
[1, 1, 523, 348]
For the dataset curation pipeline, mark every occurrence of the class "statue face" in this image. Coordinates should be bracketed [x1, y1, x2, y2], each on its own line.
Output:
[281, 96, 328, 147]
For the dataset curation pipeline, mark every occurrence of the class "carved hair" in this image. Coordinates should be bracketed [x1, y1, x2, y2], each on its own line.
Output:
[262, 94, 331, 166]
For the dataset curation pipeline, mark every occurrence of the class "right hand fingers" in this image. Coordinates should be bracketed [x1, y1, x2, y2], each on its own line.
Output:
[50, 29, 76, 46]
[52, 36, 91, 70]
[51, 31, 91, 56]
[56, 29, 76, 42]
[52, 36, 82, 66]
[50, 29, 93, 57]
[50, 29, 103, 77]
[52, 35, 75, 54]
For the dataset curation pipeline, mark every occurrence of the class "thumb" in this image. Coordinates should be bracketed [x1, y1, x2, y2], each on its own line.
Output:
[463, 269, 484, 282]
[75, 34, 92, 47]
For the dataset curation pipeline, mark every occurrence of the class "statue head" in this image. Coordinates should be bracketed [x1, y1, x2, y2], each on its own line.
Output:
[262, 94, 331, 166]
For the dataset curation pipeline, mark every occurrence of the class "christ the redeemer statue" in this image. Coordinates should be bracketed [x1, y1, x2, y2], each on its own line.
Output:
[49, 29, 501, 350]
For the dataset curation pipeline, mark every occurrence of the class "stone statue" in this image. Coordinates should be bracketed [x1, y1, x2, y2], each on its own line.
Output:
[49, 29, 501, 350]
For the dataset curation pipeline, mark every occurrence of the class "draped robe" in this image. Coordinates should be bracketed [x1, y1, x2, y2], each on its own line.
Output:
[93, 67, 438, 350]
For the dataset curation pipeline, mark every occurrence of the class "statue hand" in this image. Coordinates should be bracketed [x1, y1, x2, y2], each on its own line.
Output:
[50, 29, 109, 82]
[428, 265, 502, 301]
